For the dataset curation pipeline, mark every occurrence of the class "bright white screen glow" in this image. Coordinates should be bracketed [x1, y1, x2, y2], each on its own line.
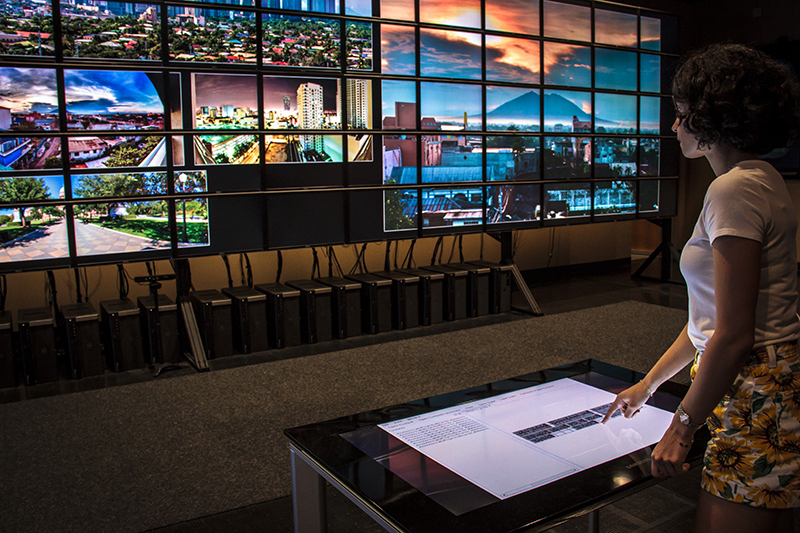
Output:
[379, 378, 673, 499]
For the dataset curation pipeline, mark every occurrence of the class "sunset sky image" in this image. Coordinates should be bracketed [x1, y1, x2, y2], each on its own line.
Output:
[381, 24, 416, 75]
[485, 0, 539, 35]
[380, 0, 413, 21]
[420, 28, 482, 79]
[381, 0, 660, 92]
[0, 68, 59, 115]
[193, 73, 258, 111]
[486, 35, 540, 83]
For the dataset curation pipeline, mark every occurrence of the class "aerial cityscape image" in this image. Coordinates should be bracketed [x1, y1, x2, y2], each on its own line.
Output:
[60, 0, 161, 60]
[0, 0, 55, 56]
[169, 5, 257, 63]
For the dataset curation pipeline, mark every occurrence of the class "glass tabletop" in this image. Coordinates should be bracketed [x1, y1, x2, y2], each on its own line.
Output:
[285, 359, 708, 533]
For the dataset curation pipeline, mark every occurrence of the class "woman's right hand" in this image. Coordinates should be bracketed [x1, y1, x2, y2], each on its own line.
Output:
[601, 381, 653, 423]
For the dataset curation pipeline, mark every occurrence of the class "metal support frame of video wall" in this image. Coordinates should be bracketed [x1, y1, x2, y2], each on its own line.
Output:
[0, 0, 682, 273]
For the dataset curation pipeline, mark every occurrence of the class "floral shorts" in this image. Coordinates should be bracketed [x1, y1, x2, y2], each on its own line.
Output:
[691, 341, 800, 508]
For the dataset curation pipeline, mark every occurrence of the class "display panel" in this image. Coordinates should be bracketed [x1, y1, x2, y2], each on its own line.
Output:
[0, 136, 61, 171]
[543, 0, 590, 42]
[543, 42, 591, 87]
[419, 0, 481, 29]
[69, 135, 166, 169]
[0, 67, 59, 131]
[544, 90, 591, 132]
[384, 187, 417, 232]
[0, 175, 67, 263]
[62, 1, 160, 61]
[487, 183, 540, 223]
[381, 24, 416, 76]
[486, 87, 540, 132]
[168, 7, 257, 64]
[595, 49, 637, 91]
[594, 93, 636, 134]
[0, 0, 679, 270]
[420, 28, 482, 80]
[73, 199, 171, 257]
[261, 14, 339, 68]
[380, 0, 414, 21]
[0, 0, 55, 57]
[420, 82, 482, 131]
[341, 372, 674, 516]
[594, 138, 637, 177]
[485, 36, 540, 84]
[193, 73, 258, 130]
[595, 8, 637, 47]
[485, 0, 539, 35]
[544, 181, 590, 219]
[594, 180, 635, 215]
[420, 186, 483, 228]
[486, 136, 539, 180]
[65, 70, 166, 131]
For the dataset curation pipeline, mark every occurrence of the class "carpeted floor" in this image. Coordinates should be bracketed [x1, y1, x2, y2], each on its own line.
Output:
[0, 300, 689, 533]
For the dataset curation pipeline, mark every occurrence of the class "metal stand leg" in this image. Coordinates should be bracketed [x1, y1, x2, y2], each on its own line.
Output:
[292, 446, 327, 533]
[587, 509, 600, 533]
[490, 231, 543, 316]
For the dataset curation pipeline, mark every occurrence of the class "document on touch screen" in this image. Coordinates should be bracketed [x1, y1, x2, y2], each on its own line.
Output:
[378, 378, 673, 499]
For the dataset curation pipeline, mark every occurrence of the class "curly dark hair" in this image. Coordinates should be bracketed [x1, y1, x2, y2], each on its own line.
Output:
[671, 43, 800, 155]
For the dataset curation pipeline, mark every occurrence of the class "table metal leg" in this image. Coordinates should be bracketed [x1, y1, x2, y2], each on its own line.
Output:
[587, 509, 600, 533]
[292, 446, 328, 533]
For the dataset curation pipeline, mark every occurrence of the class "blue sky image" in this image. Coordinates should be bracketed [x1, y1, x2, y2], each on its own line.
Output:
[64, 70, 164, 115]
[420, 82, 482, 128]
[382, 80, 416, 118]
[596, 49, 638, 91]
[0, 175, 64, 218]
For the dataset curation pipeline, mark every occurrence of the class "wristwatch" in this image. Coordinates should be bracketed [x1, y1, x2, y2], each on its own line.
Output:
[676, 403, 704, 431]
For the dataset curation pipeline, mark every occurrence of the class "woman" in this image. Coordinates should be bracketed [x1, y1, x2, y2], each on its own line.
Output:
[602, 43, 800, 533]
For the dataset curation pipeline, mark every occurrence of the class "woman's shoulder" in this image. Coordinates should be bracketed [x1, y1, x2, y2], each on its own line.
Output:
[710, 160, 784, 194]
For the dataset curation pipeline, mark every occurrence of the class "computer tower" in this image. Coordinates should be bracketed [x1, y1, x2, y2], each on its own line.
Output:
[316, 277, 361, 339]
[469, 261, 514, 313]
[100, 298, 145, 373]
[446, 263, 491, 317]
[285, 280, 333, 344]
[221, 286, 269, 354]
[254, 283, 302, 349]
[345, 273, 392, 334]
[397, 268, 444, 326]
[374, 271, 419, 330]
[18, 307, 57, 385]
[188, 289, 233, 360]
[138, 294, 181, 365]
[0, 311, 14, 388]
[421, 265, 468, 321]
[100, 298, 145, 372]
[60, 302, 103, 379]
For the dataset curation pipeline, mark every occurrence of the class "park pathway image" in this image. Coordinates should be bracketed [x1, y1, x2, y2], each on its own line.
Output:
[0, 218, 170, 262]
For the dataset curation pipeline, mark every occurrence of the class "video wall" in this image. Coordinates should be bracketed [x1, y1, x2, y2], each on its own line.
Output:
[0, 0, 679, 272]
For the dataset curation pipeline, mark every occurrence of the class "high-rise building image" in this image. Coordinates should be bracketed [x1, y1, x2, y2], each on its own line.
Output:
[283, 95, 290, 111]
[296, 82, 324, 153]
[346, 79, 369, 129]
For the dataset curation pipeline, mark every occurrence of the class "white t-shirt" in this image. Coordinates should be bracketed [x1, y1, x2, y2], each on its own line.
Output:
[680, 160, 800, 352]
